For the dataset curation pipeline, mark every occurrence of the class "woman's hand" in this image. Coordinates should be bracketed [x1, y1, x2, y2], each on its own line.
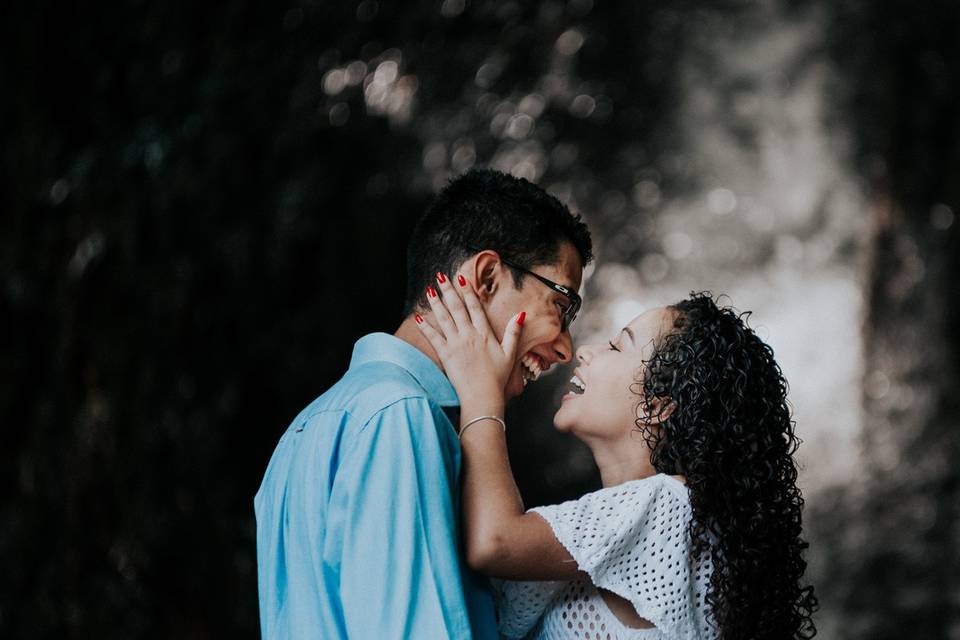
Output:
[415, 273, 579, 579]
[415, 272, 524, 407]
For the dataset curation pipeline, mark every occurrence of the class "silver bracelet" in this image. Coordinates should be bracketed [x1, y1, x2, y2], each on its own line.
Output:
[458, 415, 506, 439]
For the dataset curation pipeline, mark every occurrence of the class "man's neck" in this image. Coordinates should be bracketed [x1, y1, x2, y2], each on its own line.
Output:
[394, 315, 445, 373]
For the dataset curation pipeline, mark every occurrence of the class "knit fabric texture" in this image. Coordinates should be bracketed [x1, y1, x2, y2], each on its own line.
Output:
[496, 474, 717, 640]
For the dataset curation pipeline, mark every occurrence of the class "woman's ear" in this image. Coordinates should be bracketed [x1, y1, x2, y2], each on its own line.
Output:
[471, 250, 503, 302]
[641, 395, 676, 425]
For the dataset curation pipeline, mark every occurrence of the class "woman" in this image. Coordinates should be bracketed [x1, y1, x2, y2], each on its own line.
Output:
[415, 276, 817, 639]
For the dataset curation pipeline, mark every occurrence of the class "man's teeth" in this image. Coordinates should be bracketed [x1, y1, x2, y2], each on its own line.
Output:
[521, 354, 543, 384]
[569, 375, 586, 394]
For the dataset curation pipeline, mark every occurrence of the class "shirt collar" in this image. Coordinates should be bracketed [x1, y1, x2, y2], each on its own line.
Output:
[348, 333, 459, 407]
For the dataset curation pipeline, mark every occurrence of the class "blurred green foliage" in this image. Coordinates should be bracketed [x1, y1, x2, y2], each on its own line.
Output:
[2, 1, 738, 636]
[3, 0, 959, 637]
[808, 2, 960, 638]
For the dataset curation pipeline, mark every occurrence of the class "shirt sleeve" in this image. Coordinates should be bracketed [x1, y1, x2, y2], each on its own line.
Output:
[526, 476, 714, 640]
[493, 578, 565, 638]
[328, 397, 476, 639]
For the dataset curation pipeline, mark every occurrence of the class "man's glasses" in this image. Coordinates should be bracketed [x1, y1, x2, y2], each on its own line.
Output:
[469, 249, 582, 331]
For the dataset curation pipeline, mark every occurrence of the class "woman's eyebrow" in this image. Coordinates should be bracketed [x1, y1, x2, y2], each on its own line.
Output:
[622, 327, 636, 344]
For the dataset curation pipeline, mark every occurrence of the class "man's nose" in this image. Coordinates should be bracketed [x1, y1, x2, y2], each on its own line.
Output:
[551, 329, 574, 364]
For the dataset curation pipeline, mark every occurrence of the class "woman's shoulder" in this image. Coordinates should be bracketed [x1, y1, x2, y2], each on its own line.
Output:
[526, 474, 712, 640]
[529, 474, 692, 534]
[617, 472, 688, 496]
[545, 473, 690, 510]
[533, 474, 691, 528]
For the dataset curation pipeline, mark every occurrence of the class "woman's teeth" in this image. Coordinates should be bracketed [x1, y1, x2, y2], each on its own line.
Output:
[521, 354, 543, 386]
[569, 374, 586, 394]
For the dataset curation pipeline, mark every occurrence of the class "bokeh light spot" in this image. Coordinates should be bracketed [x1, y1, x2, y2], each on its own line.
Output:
[640, 253, 669, 282]
[707, 187, 737, 215]
[323, 69, 346, 95]
[633, 180, 661, 209]
[49, 179, 70, 205]
[475, 60, 504, 89]
[569, 94, 596, 118]
[518, 93, 546, 118]
[662, 231, 693, 259]
[555, 29, 585, 56]
[422, 142, 447, 171]
[329, 103, 350, 126]
[505, 114, 534, 139]
[451, 139, 477, 172]
[356, 0, 379, 22]
[68, 231, 106, 279]
[440, 0, 466, 18]
[373, 60, 398, 86]
[344, 60, 367, 86]
[930, 203, 954, 230]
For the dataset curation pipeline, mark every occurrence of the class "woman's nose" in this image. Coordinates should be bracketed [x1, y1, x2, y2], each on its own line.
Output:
[576, 343, 595, 364]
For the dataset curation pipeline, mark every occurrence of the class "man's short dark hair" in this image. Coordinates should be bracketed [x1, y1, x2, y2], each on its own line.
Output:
[404, 169, 593, 315]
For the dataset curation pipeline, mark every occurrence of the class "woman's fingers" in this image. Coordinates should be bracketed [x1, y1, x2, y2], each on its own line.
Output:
[501, 311, 525, 361]
[456, 274, 495, 335]
[424, 282, 457, 339]
[434, 272, 471, 331]
[414, 313, 446, 354]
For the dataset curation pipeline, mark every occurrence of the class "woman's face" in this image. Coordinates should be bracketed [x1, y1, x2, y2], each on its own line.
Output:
[553, 306, 677, 440]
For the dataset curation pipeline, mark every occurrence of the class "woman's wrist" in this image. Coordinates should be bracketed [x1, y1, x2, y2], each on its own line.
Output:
[454, 381, 505, 403]
[458, 415, 506, 440]
[460, 399, 505, 421]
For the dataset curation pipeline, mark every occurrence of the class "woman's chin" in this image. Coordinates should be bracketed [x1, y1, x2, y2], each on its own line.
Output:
[552, 406, 576, 433]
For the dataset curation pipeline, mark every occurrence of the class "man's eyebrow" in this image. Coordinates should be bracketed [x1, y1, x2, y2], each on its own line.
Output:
[623, 327, 636, 344]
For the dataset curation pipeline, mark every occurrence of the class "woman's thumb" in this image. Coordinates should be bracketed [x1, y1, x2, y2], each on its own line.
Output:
[501, 311, 525, 360]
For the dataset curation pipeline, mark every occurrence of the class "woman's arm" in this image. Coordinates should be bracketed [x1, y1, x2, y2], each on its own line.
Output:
[416, 274, 581, 580]
[457, 396, 579, 580]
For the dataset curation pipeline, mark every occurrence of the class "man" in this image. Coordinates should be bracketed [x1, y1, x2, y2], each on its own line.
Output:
[255, 169, 593, 638]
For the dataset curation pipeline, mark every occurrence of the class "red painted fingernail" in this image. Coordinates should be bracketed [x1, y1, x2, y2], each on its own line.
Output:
[436, 272, 446, 284]
[517, 311, 526, 326]
[457, 274, 466, 287]
[415, 314, 423, 324]
[427, 286, 437, 298]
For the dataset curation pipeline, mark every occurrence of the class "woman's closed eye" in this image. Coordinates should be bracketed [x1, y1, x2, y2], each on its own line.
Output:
[608, 341, 621, 352]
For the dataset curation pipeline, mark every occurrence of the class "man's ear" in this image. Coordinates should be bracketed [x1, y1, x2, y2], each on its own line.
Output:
[471, 250, 505, 302]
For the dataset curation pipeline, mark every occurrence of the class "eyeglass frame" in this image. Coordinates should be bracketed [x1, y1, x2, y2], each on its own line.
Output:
[466, 246, 582, 331]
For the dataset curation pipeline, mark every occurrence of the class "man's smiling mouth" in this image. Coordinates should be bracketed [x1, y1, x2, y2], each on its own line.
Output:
[520, 353, 545, 386]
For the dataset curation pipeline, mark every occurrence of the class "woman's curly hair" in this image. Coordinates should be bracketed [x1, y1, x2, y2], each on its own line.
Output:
[637, 292, 817, 639]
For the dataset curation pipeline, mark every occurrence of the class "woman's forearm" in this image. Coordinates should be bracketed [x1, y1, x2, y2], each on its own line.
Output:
[458, 397, 525, 566]
[458, 397, 580, 579]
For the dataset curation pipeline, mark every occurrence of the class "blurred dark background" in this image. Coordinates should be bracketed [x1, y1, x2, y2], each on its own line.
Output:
[3, 0, 959, 637]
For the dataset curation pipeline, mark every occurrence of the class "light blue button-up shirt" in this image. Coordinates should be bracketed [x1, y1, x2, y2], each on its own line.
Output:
[255, 333, 498, 639]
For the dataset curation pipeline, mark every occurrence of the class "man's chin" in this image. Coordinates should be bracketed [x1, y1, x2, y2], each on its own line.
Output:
[505, 370, 526, 400]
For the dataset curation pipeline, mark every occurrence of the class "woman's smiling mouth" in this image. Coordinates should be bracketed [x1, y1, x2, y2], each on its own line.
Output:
[569, 373, 586, 394]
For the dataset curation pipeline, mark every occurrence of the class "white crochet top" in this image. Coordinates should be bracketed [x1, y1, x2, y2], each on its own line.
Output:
[495, 474, 718, 640]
